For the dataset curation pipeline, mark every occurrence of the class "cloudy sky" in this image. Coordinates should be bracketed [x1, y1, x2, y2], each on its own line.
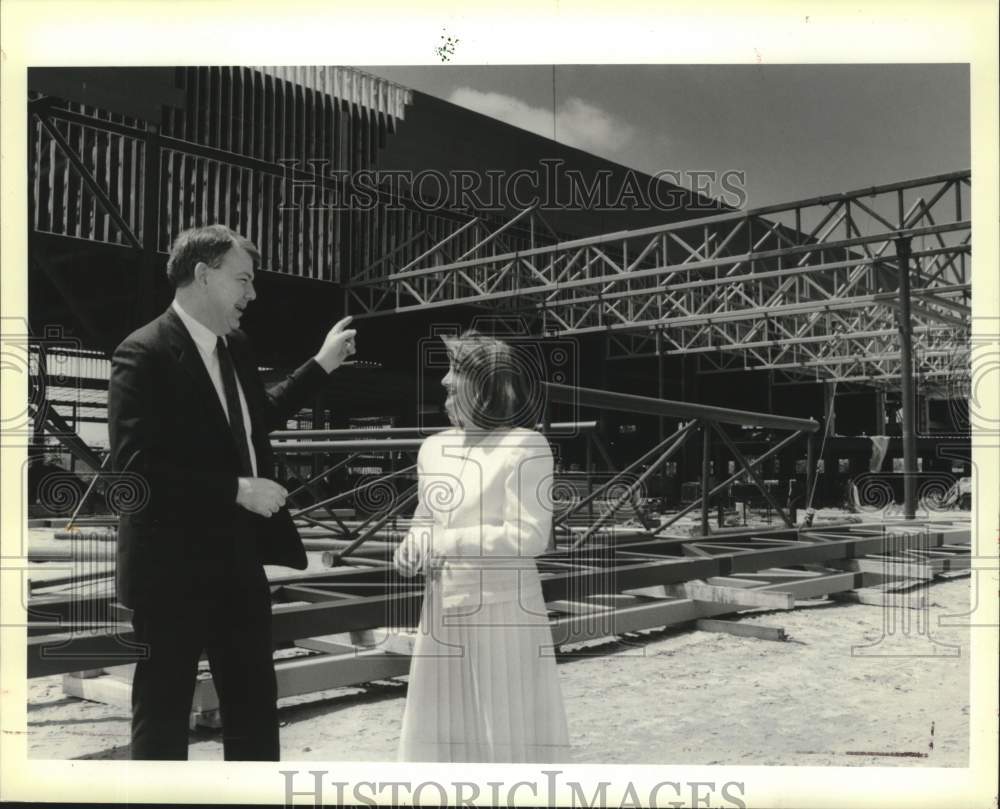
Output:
[365, 64, 969, 210]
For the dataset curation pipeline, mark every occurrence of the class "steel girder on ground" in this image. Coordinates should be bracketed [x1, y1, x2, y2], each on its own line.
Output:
[26, 520, 971, 678]
[347, 172, 970, 387]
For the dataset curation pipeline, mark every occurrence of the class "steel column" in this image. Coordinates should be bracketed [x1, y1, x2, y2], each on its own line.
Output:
[138, 124, 162, 325]
[806, 432, 817, 508]
[895, 239, 918, 520]
[31, 345, 47, 464]
[700, 421, 712, 536]
[874, 388, 886, 434]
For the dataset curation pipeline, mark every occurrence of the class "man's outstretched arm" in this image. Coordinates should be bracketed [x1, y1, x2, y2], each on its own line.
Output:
[259, 315, 357, 430]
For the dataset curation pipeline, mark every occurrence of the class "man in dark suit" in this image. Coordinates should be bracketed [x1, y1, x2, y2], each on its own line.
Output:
[108, 224, 357, 760]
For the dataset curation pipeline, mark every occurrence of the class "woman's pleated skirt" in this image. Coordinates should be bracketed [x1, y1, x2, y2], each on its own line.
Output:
[398, 574, 570, 763]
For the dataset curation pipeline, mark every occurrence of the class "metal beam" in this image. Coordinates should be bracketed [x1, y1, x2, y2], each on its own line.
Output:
[270, 420, 598, 441]
[543, 382, 819, 433]
[272, 439, 424, 453]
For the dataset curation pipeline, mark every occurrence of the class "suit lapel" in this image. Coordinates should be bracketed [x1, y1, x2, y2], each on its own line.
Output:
[162, 307, 237, 450]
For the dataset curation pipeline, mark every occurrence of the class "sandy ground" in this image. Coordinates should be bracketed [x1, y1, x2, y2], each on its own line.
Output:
[27, 575, 972, 766]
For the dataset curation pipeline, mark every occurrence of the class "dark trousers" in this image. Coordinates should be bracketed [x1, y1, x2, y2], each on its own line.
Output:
[129, 568, 278, 760]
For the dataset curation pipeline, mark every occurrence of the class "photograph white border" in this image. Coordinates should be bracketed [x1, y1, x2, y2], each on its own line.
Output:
[2, 1, 997, 806]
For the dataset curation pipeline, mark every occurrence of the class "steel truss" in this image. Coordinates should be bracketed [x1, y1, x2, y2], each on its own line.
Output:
[347, 172, 971, 387]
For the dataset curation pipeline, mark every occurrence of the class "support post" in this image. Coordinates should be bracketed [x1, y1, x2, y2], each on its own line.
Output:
[895, 238, 918, 520]
[585, 435, 594, 523]
[700, 421, 711, 537]
[874, 388, 886, 435]
[657, 346, 665, 447]
[31, 345, 47, 465]
[680, 355, 692, 481]
[310, 396, 324, 481]
[657, 344, 665, 510]
[138, 124, 162, 327]
[806, 431, 817, 506]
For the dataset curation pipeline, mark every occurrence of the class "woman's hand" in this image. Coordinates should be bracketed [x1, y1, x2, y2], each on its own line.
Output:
[394, 532, 427, 577]
[394, 530, 453, 580]
[394, 526, 457, 579]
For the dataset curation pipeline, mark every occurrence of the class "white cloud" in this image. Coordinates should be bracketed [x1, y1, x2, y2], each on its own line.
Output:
[448, 87, 636, 156]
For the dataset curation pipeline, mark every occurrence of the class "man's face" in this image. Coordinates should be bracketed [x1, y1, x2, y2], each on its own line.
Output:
[199, 246, 256, 334]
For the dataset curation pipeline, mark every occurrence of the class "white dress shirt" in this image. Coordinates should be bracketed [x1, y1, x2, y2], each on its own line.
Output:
[171, 299, 258, 476]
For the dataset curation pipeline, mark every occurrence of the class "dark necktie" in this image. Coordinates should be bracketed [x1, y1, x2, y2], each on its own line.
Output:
[216, 336, 254, 476]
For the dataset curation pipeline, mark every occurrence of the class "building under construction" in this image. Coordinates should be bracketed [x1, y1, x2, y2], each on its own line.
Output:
[24, 67, 972, 710]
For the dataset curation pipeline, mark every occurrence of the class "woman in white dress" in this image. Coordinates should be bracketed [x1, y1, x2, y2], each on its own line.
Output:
[394, 331, 570, 763]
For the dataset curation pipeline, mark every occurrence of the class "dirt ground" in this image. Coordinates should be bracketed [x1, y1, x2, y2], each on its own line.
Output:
[27, 575, 972, 766]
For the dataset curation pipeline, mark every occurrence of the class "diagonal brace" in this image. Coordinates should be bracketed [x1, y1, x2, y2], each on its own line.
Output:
[33, 110, 142, 249]
[570, 420, 698, 549]
[710, 421, 792, 527]
[652, 429, 804, 535]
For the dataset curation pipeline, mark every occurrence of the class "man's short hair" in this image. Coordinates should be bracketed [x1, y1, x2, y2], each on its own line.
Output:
[165, 224, 261, 287]
[443, 330, 539, 429]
